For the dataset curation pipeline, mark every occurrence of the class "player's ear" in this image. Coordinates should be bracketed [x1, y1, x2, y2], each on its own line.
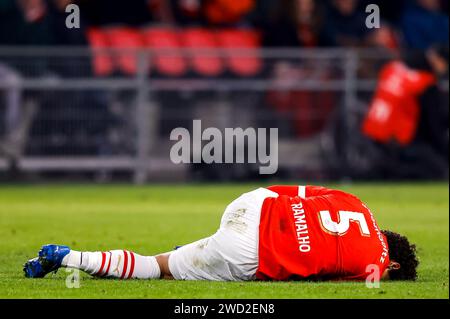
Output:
[388, 261, 401, 270]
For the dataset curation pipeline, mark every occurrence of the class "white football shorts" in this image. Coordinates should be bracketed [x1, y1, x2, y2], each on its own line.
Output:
[168, 187, 279, 281]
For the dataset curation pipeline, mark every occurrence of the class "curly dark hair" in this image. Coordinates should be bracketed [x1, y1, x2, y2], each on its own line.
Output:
[382, 230, 419, 281]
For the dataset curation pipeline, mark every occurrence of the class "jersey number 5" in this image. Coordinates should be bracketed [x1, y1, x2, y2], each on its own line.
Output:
[318, 211, 370, 237]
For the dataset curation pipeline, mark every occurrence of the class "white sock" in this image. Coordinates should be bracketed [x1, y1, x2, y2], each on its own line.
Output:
[62, 250, 161, 279]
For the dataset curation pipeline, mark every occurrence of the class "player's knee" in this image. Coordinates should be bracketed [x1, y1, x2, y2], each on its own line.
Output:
[155, 254, 173, 279]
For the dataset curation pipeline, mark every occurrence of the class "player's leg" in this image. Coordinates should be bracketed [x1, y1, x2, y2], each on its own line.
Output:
[166, 187, 278, 281]
[23, 244, 170, 279]
[61, 187, 277, 281]
[61, 248, 163, 279]
[24, 187, 277, 281]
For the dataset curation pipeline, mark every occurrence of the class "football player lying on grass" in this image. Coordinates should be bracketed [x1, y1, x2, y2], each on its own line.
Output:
[23, 185, 419, 282]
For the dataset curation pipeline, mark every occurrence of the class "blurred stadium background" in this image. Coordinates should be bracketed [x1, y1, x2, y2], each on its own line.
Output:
[0, 0, 448, 184]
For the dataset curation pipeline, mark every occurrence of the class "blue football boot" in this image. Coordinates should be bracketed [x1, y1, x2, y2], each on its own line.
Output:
[23, 244, 70, 278]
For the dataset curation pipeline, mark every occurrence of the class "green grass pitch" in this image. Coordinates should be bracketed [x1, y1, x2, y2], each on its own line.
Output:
[0, 183, 448, 299]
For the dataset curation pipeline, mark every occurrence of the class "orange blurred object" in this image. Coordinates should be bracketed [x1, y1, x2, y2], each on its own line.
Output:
[205, 0, 255, 24]
[86, 28, 114, 76]
[362, 61, 436, 145]
[217, 29, 262, 77]
[105, 27, 144, 76]
[182, 28, 224, 76]
[142, 27, 188, 77]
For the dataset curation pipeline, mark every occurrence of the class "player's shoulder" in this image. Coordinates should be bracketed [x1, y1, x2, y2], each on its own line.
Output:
[305, 185, 358, 197]
[306, 185, 365, 205]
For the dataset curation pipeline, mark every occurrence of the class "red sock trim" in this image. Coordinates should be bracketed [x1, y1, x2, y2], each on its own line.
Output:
[96, 252, 106, 276]
[120, 250, 129, 279]
[102, 252, 112, 277]
[127, 252, 135, 279]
